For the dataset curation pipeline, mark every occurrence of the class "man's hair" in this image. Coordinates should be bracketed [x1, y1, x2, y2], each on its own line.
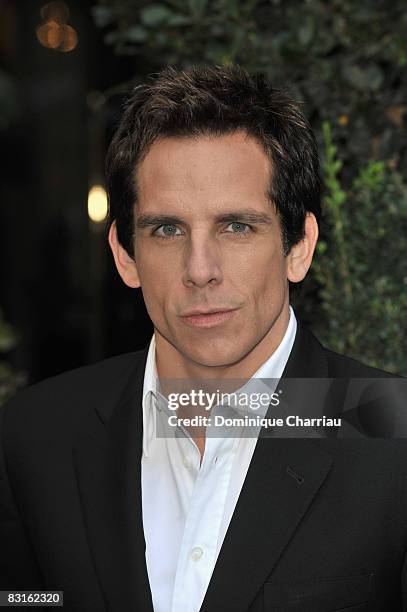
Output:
[106, 64, 321, 256]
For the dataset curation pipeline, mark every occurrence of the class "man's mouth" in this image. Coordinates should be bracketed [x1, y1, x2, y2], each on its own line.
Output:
[180, 308, 239, 328]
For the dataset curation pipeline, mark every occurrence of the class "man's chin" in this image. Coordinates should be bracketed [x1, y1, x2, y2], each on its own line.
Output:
[156, 327, 254, 371]
[179, 343, 249, 370]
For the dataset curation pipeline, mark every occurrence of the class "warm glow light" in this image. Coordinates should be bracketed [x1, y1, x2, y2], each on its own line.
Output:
[36, 19, 61, 49]
[36, 3, 78, 52]
[40, 1, 70, 23]
[88, 185, 108, 223]
[59, 24, 77, 52]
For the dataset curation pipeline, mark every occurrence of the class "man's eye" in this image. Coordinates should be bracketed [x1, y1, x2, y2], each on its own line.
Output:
[153, 224, 182, 238]
[225, 222, 252, 234]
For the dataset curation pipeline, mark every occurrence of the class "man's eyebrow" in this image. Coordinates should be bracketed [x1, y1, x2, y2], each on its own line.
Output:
[213, 212, 273, 224]
[135, 211, 274, 229]
[135, 214, 184, 229]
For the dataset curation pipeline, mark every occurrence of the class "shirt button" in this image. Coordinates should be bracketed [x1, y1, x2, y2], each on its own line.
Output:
[190, 546, 204, 561]
[182, 456, 191, 468]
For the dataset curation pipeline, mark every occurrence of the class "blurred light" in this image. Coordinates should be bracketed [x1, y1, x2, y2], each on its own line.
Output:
[88, 185, 108, 223]
[37, 3, 77, 52]
[40, 1, 69, 23]
[36, 19, 61, 49]
[58, 25, 78, 52]
[338, 114, 349, 126]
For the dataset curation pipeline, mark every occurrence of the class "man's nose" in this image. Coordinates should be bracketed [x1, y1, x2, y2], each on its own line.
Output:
[182, 233, 223, 288]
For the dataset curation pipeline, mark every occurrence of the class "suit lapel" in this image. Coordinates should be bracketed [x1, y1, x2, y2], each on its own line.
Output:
[201, 322, 334, 611]
[201, 438, 333, 612]
[73, 349, 154, 612]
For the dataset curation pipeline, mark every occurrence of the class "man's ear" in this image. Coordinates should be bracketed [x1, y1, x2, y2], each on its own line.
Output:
[108, 221, 141, 288]
[286, 212, 319, 283]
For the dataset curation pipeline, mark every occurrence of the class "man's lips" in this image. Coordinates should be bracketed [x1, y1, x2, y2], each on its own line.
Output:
[179, 308, 239, 329]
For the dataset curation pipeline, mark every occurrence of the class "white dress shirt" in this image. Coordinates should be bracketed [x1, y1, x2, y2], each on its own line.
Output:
[141, 306, 297, 612]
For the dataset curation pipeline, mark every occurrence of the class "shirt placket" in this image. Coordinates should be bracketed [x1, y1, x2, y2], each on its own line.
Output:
[170, 427, 240, 612]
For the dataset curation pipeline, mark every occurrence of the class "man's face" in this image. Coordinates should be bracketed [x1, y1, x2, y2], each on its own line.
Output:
[128, 131, 293, 368]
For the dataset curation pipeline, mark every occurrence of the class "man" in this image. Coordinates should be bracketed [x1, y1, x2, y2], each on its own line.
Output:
[0, 64, 406, 611]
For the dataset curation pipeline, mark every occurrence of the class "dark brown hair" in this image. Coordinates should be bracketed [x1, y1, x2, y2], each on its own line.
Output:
[106, 64, 321, 256]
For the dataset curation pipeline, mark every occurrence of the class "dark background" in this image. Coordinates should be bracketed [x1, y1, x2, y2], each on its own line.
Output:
[0, 0, 153, 389]
[1, 0, 406, 398]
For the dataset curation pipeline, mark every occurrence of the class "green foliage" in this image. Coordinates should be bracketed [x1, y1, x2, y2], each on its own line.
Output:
[92, 0, 407, 374]
[92, 0, 407, 173]
[309, 122, 407, 375]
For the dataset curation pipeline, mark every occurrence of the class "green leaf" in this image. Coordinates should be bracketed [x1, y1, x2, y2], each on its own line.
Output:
[125, 26, 148, 43]
[167, 14, 192, 26]
[298, 19, 314, 47]
[188, 0, 208, 18]
[141, 5, 173, 27]
[345, 64, 384, 92]
[91, 6, 113, 28]
[0, 321, 17, 352]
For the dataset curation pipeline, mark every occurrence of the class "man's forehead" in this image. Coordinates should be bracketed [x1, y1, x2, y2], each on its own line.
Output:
[138, 130, 268, 164]
[134, 132, 272, 209]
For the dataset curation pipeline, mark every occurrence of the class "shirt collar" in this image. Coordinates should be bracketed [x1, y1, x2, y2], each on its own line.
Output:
[141, 333, 159, 458]
[142, 306, 297, 457]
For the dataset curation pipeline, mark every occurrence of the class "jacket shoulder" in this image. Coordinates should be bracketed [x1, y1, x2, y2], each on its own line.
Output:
[323, 347, 400, 378]
[1, 349, 148, 433]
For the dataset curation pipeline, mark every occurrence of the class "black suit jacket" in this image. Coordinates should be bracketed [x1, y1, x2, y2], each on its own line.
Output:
[1, 323, 406, 611]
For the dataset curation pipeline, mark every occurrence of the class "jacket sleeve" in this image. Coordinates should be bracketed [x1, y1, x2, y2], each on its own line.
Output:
[0, 398, 43, 589]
